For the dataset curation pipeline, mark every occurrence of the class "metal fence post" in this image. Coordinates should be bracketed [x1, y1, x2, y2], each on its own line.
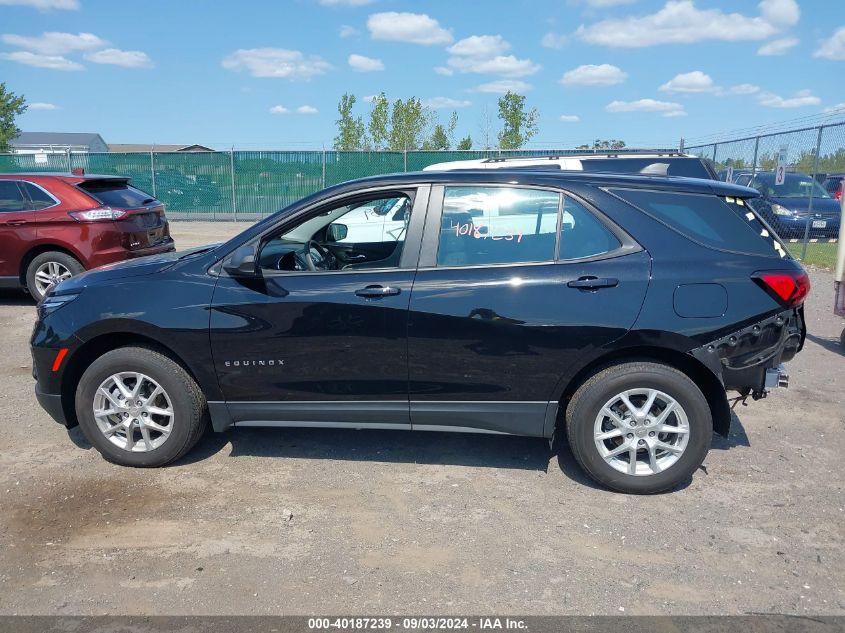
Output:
[322, 147, 327, 188]
[229, 148, 238, 221]
[403, 148, 407, 172]
[149, 150, 157, 198]
[800, 126, 825, 261]
[712, 143, 718, 165]
[751, 136, 760, 176]
[66, 149, 72, 172]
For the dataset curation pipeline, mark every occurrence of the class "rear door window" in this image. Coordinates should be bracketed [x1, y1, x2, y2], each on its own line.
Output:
[78, 181, 157, 208]
[0, 181, 27, 213]
[611, 188, 787, 258]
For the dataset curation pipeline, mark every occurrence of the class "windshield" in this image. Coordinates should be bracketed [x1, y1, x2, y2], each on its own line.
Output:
[752, 173, 831, 199]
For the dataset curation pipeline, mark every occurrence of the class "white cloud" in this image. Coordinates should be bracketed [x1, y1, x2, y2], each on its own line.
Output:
[222, 48, 332, 80]
[576, 0, 799, 48]
[824, 102, 845, 113]
[446, 34, 539, 77]
[339, 25, 358, 38]
[815, 26, 845, 61]
[606, 98, 686, 117]
[1, 31, 106, 55]
[0, 0, 78, 9]
[28, 101, 59, 110]
[728, 83, 760, 95]
[759, 0, 800, 26]
[0, 51, 83, 70]
[434, 66, 453, 76]
[541, 32, 568, 49]
[448, 34, 509, 58]
[758, 89, 821, 108]
[297, 105, 319, 114]
[348, 53, 384, 72]
[757, 36, 799, 55]
[363, 94, 378, 103]
[269, 105, 289, 114]
[561, 63, 627, 86]
[367, 12, 452, 45]
[422, 97, 472, 109]
[559, 114, 580, 122]
[319, 0, 375, 5]
[659, 70, 715, 93]
[470, 80, 533, 93]
[84, 48, 152, 68]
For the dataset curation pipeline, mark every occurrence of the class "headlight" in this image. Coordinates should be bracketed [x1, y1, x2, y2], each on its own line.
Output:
[771, 203, 796, 217]
[38, 291, 80, 318]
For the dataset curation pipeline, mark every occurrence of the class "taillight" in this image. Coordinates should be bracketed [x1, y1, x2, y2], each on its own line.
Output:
[69, 207, 128, 222]
[753, 270, 811, 307]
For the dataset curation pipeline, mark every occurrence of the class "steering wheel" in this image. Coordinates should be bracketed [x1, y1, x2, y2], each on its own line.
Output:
[299, 240, 332, 271]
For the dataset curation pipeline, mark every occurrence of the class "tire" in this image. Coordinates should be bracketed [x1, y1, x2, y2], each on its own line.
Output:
[840, 327, 845, 351]
[565, 362, 713, 494]
[75, 346, 209, 467]
[25, 251, 84, 302]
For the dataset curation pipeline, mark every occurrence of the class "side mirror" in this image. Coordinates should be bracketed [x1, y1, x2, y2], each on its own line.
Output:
[327, 223, 348, 242]
[224, 244, 257, 276]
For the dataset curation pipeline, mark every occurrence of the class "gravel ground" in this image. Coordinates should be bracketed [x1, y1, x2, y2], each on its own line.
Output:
[0, 221, 843, 616]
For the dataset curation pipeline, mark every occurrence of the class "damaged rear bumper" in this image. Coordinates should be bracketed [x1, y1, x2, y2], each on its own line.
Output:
[691, 306, 805, 397]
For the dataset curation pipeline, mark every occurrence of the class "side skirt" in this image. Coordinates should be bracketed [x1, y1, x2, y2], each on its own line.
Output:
[208, 400, 558, 438]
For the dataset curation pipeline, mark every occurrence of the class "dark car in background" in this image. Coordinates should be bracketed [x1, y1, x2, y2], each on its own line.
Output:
[32, 170, 807, 494]
[0, 173, 175, 300]
[738, 171, 841, 239]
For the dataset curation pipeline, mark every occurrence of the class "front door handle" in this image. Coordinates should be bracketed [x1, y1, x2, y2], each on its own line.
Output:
[4, 219, 28, 226]
[567, 276, 619, 290]
[355, 285, 401, 298]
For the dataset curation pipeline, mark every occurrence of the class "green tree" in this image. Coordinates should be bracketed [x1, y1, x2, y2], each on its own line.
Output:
[424, 124, 450, 150]
[368, 92, 389, 150]
[333, 93, 365, 151]
[577, 139, 627, 151]
[457, 135, 472, 150]
[497, 91, 538, 149]
[0, 83, 27, 153]
[389, 97, 431, 151]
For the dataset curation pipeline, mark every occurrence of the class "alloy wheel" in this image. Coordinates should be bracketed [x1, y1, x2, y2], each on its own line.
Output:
[92, 372, 174, 452]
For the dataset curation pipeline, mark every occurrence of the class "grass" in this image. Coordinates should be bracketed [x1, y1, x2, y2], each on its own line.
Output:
[788, 242, 839, 269]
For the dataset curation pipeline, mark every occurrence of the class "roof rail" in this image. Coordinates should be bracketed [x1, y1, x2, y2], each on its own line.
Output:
[482, 149, 685, 163]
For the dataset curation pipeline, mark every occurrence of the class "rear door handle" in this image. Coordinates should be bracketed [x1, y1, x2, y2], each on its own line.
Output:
[567, 276, 619, 290]
[3, 219, 28, 226]
[355, 285, 401, 298]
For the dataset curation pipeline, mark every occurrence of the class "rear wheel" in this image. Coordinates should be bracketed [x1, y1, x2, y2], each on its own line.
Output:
[565, 362, 713, 494]
[25, 251, 84, 301]
[75, 346, 208, 467]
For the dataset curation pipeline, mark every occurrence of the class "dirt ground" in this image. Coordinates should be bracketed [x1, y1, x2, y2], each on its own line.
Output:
[0, 221, 843, 616]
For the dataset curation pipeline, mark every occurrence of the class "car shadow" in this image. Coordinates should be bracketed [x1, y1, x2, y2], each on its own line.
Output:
[178, 426, 553, 472]
[0, 289, 33, 307]
[805, 331, 843, 355]
[710, 410, 751, 450]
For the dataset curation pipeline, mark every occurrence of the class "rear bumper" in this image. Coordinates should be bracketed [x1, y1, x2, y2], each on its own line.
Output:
[87, 237, 176, 269]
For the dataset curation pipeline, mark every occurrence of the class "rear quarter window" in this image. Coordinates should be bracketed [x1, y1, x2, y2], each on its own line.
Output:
[78, 181, 157, 208]
[610, 188, 788, 258]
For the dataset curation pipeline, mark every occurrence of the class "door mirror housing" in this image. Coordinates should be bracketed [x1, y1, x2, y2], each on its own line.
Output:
[327, 223, 348, 242]
[224, 244, 257, 277]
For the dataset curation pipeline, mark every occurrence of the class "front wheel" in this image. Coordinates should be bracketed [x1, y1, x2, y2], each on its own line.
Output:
[565, 362, 713, 494]
[75, 346, 208, 467]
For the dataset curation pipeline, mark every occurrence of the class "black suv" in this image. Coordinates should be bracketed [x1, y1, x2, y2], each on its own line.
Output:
[31, 171, 808, 493]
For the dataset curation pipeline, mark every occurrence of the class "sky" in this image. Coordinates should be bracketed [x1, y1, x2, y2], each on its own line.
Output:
[1, 0, 844, 150]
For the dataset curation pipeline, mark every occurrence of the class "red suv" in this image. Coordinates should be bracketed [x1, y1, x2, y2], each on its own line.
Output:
[0, 173, 175, 300]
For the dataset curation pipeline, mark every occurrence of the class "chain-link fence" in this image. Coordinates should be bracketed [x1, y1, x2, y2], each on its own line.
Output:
[686, 121, 844, 269]
[0, 148, 675, 221]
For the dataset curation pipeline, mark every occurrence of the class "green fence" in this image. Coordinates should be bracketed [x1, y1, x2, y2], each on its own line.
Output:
[0, 148, 676, 220]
